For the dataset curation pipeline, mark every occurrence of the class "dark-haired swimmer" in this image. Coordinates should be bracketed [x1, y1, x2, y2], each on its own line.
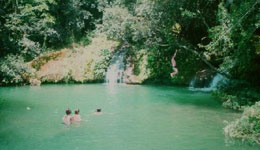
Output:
[71, 109, 81, 123]
[94, 108, 103, 115]
[62, 108, 72, 125]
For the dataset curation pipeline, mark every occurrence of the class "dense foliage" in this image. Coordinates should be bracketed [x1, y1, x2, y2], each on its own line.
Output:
[98, 0, 260, 86]
[0, 0, 102, 84]
[0, 55, 34, 85]
[214, 80, 260, 110]
[224, 102, 260, 144]
[1, 0, 259, 86]
[0, 0, 101, 58]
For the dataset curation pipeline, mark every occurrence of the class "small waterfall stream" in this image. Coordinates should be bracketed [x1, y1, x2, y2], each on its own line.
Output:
[189, 73, 227, 91]
[189, 76, 196, 88]
[105, 51, 125, 84]
[209, 74, 224, 89]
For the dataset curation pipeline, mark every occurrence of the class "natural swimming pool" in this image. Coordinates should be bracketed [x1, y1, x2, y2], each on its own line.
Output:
[0, 84, 259, 150]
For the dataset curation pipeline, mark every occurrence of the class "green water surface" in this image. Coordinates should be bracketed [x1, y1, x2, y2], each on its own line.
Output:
[0, 84, 259, 150]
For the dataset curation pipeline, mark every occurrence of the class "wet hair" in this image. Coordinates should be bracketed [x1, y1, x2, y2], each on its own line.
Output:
[66, 109, 71, 115]
[75, 109, 80, 114]
[96, 109, 101, 112]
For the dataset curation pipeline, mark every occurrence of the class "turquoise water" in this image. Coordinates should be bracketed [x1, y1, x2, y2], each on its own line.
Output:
[0, 84, 259, 150]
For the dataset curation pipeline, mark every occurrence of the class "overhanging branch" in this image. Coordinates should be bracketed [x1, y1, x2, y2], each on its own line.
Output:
[159, 43, 232, 79]
[180, 45, 232, 79]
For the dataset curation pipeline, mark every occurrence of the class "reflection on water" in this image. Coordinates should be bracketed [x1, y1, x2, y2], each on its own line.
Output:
[0, 84, 259, 150]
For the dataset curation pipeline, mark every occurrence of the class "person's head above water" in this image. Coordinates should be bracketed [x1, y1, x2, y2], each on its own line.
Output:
[75, 109, 80, 115]
[96, 108, 101, 112]
[66, 108, 72, 115]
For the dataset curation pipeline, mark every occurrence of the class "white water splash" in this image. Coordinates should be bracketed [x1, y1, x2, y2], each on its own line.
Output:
[189, 77, 196, 88]
[189, 73, 227, 92]
[209, 74, 224, 90]
[105, 51, 125, 85]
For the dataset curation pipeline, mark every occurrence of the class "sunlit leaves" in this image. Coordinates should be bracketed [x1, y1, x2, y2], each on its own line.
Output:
[224, 102, 260, 144]
[181, 9, 197, 18]
[172, 23, 181, 34]
[0, 55, 35, 84]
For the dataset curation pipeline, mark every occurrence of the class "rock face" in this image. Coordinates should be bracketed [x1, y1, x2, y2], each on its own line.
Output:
[28, 35, 119, 84]
[192, 69, 216, 88]
[124, 65, 142, 84]
[29, 78, 41, 86]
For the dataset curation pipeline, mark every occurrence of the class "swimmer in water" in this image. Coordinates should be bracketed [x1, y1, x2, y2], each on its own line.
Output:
[62, 108, 72, 125]
[94, 108, 103, 115]
[71, 109, 81, 123]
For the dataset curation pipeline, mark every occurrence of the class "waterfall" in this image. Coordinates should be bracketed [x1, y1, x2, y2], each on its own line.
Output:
[209, 74, 224, 90]
[189, 77, 196, 89]
[189, 73, 227, 92]
[105, 51, 125, 84]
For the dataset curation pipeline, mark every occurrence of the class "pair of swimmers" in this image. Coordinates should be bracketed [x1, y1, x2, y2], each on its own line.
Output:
[62, 108, 81, 125]
[62, 108, 102, 126]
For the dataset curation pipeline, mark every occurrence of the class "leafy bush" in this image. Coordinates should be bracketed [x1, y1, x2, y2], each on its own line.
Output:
[1, 0, 101, 60]
[222, 96, 243, 111]
[79, 35, 93, 46]
[224, 102, 260, 144]
[19, 36, 43, 60]
[99, 2, 162, 47]
[31, 51, 63, 71]
[124, 49, 151, 84]
[0, 55, 35, 85]
[215, 80, 260, 110]
[94, 49, 113, 80]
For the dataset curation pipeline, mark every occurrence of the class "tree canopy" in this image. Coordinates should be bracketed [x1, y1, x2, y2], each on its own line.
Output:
[0, 0, 259, 85]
